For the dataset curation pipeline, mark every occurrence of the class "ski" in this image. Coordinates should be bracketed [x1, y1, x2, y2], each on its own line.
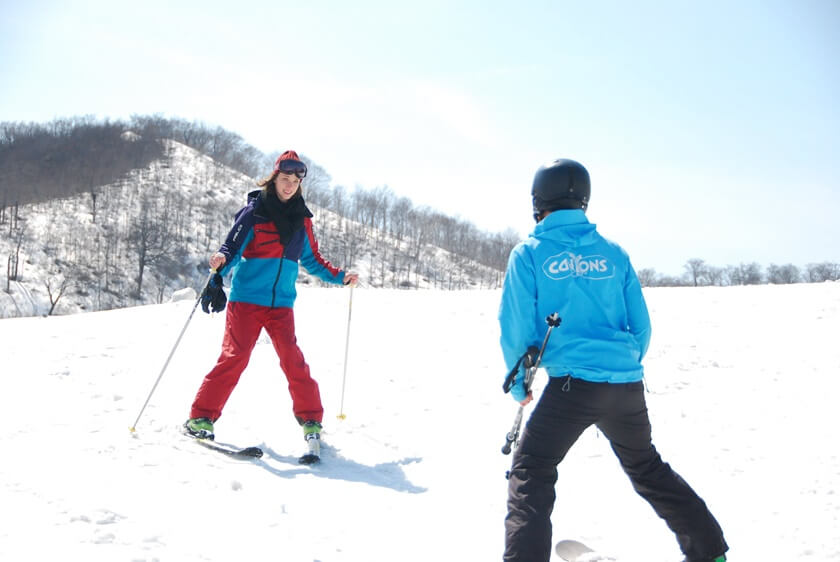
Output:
[182, 427, 319, 464]
[193, 437, 264, 459]
[555, 540, 592, 561]
[182, 427, 263, 460]
[181, 422, 262, 459]
[555, 540, 615, 562]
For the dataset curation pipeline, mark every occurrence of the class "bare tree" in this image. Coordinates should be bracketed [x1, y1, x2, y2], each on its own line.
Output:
[128, 189, 174, 296]
[726, 262, 763, 285]
[44, 271, 70, 315]
[637, 268, 659, 287]
[300, 157, 332, 207]
[389, 196, 412, 242]
[767, 263, 801, 284]
[706, 266, 726, 286]
[6, 221, 26, 289]
[805, 262, 840, 282]
[684, 259, 707, 286]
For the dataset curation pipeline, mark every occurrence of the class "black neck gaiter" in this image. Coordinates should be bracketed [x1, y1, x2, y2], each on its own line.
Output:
[259, 189, 314, 245]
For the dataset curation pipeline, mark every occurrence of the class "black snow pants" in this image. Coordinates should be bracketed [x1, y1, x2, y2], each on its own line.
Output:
[504, 377, 728, 562]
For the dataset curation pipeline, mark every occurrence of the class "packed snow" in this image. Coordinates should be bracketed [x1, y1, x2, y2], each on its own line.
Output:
[1, 283, 838, 561]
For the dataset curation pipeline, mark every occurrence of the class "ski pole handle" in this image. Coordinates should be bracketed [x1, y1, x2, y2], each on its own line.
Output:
[530, 313, 561, 375]
[518, 312, 562, 395]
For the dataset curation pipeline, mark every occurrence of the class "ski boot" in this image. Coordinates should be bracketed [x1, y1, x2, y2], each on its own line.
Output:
[300, 420, 322, 464]
[184, 417, 214, 440]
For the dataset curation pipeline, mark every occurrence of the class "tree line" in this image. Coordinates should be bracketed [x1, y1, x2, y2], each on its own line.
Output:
[305, 183, 519, 282]
[639, 259, 840, 287]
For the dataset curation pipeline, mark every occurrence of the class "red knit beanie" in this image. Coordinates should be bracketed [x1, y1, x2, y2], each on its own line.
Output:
[273, 150, 303, 174]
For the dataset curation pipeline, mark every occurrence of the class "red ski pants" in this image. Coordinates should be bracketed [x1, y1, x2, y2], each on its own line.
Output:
[190, 301, 323, 423]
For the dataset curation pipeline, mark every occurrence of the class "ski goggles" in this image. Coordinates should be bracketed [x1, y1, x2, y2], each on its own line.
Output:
[275, 159, 307, 179]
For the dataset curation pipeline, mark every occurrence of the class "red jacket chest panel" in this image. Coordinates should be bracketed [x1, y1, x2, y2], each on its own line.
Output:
[243, 223, 286, 259]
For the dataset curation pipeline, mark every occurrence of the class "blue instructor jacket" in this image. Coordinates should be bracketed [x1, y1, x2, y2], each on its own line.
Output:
[498, 210, 651, 400]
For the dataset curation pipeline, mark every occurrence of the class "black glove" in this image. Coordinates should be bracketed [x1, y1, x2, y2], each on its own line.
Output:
[523, 346, 540, 369]
[502, 346, 541, 394]
[200, 273, 227, 313]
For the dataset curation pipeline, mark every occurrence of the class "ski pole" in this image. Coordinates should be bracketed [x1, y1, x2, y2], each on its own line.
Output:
[129, 270, 215, 433]
[336, 283, 355, 420]
[501, 312, 561, 455]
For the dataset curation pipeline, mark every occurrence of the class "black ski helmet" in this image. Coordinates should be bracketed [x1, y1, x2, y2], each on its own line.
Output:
[531, 159, 590, 221]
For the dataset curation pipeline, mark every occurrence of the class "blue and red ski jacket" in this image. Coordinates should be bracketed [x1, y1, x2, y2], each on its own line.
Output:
[216, 190, 346, 308]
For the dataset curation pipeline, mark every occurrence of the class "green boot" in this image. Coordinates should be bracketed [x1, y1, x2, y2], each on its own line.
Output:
[301, 420, 322, 462]
[184, 417, 214, 440]
[302, 420, 322, 441]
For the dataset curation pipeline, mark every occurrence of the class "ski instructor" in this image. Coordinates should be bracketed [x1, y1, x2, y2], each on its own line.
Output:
[499, 159, 728, 562]
[184, 150, 358, 454]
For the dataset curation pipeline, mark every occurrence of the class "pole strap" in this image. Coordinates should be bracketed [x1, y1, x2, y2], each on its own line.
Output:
[502, 350, 532, 394]
[501, 313, 562, 394]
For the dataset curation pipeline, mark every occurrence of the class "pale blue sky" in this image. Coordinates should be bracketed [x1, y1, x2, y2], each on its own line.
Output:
[2, 0, 838, 274]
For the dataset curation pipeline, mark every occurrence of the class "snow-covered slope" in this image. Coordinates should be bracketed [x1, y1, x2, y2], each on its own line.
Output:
[0, 139, 503, 319]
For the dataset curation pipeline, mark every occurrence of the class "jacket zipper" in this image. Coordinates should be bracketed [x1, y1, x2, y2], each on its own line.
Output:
[271, 256, 284, 307]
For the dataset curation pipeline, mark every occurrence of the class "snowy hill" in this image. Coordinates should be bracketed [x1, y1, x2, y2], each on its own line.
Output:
[0, 139, 503, 319]
[1, 283, 838, 561]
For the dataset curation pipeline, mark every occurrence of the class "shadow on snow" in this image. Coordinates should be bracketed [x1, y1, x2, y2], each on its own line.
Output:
[257, 444, 427, 494]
